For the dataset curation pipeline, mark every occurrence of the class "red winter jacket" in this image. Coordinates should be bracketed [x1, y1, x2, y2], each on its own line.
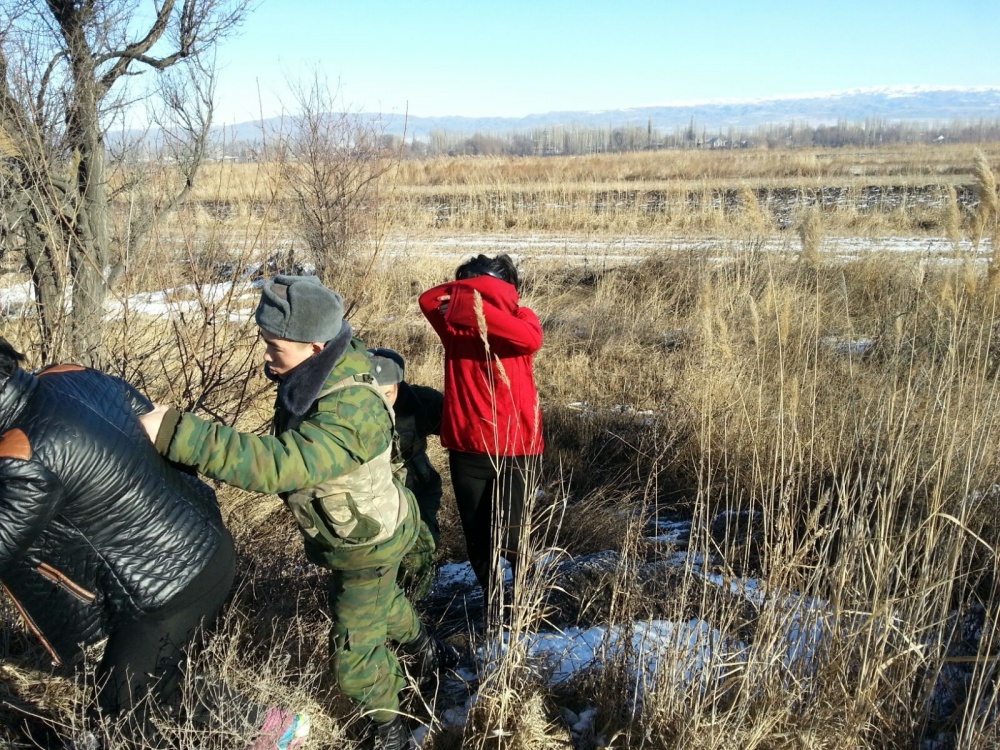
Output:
[419, 275, 543, 457]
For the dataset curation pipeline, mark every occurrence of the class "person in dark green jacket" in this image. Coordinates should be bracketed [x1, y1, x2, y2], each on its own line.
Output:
[140, 276, 453, 750]
[368, 348, 443, 601]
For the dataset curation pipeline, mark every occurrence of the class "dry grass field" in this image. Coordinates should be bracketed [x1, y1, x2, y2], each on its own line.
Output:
[179, 142, 1000, 237]
[2, 142, 1000, 749]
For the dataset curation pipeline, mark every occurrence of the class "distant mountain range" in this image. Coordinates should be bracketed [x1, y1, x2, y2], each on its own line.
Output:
[214, 86, 1000, 143]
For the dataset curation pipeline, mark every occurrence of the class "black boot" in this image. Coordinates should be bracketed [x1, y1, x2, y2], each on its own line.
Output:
[369, 715, 409, 750]
[399, 626, 460, 685]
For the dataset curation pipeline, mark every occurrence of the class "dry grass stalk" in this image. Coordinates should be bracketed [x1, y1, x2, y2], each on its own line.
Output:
[943, 184, 963, 256]
[798, 206, 824, 270]
[973, 152, 1000, 289]
[974, 150, 998, 225]
[736, 186, 770, 237]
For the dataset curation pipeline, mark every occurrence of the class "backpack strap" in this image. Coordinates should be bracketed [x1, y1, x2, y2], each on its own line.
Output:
[318, 372, 406, 478]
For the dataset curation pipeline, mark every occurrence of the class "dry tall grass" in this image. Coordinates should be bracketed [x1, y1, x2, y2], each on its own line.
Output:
[2, 144, 1000, 748]
[162, 143, 1000, 238]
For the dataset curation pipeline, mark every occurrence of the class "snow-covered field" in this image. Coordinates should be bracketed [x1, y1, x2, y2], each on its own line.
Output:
[380, 233, 991, 264]
[0, 234, 991, 321]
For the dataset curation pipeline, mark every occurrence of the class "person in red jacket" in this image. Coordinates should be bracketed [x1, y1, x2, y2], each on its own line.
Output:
[419, 254, 543, 621]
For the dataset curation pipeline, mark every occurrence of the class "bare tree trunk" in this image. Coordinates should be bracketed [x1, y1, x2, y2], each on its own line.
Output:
[22, 210, 66, 362]
[0, 0, 250, 365]
[57, 2, 110, 365]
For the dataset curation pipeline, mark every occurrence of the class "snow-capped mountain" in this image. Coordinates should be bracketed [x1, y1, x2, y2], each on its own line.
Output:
[216, 86, 1000, 141]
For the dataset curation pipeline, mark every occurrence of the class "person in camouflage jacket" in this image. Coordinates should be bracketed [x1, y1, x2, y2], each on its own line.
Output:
[141, 276, 453, 750]
[369, 348, 444, 601]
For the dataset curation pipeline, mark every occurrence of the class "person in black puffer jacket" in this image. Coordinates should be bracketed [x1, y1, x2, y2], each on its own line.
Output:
[0, 337, 234, 736]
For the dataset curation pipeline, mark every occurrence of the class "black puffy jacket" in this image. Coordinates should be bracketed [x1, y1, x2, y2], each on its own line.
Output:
[0, 364, 227, 665]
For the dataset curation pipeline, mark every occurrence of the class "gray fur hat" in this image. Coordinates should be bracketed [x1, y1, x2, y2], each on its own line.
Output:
[255, 275, 344, 343]
[368, 348, 405, 386]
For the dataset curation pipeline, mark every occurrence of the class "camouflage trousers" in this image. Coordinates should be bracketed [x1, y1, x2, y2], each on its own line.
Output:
[397, 517, 437, 602]
[329, 558, 421, 723]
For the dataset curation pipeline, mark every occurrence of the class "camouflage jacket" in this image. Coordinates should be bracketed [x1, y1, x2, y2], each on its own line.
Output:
[156, 331, 405, 567]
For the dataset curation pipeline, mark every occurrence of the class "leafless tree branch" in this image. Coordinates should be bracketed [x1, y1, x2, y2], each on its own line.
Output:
[0, 0, 252, 364]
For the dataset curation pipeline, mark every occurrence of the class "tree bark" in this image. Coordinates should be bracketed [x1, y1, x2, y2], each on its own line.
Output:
[60, 2, 111, 365]
[0, 0, 250, 365]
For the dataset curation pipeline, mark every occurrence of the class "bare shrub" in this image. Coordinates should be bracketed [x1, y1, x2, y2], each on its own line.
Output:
[273, 75, 401, 309]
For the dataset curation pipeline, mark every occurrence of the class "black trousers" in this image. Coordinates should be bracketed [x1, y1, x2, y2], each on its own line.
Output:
[449, 451, 537, 600]
[97, 529, 236, 722]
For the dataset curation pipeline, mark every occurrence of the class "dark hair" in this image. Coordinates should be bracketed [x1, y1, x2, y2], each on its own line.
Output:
[0, 337, 25, 379]
[455, 253, 519, 291]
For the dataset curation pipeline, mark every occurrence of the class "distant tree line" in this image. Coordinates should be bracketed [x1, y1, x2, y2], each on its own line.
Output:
[371, 117, 1000, 158]
[145, 117, 1000, 165]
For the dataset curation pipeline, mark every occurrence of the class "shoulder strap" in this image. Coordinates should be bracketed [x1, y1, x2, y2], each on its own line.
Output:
[318, 371, 404, 475]
[316, 372, 397, 426]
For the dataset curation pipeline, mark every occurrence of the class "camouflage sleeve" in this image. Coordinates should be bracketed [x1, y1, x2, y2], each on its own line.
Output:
[165, 386, 392, 495]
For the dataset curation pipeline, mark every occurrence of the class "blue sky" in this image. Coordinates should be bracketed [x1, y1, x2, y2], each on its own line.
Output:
[210, 0, 1000, 125]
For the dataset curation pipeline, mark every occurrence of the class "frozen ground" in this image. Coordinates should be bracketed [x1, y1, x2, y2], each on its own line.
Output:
[1, 234, 988, 747]
[379, 233, 992, 264]
[417, 396, 992, 748]
[0, 234, 991, 320]
[419, 506, 985, 749]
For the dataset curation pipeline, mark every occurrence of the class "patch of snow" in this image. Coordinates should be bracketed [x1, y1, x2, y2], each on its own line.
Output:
[410, 724, 429, 746]
[571, 706, 598, 740]
[565, 401, 656, 424]
[646, 519, 691, 545]
[0, 279, 259, 321]
[777, 604, 833, 671]
[820, 336, 876, 356]
[495, 619, 747, 699]
[610, 404, 656, 424]
[380, 234, 991, 264]
[103, 281, 259, 319]
[636, 85, 1000, 110]
[432, 559, 511, 596]
[699, 571, 767, 607]
[438, 691, 478, 730]
[227, 308, 256, 323]
[0, 281, 34, 315]
[433, 562, 480, 594]
[966, 484, 1000, 507]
